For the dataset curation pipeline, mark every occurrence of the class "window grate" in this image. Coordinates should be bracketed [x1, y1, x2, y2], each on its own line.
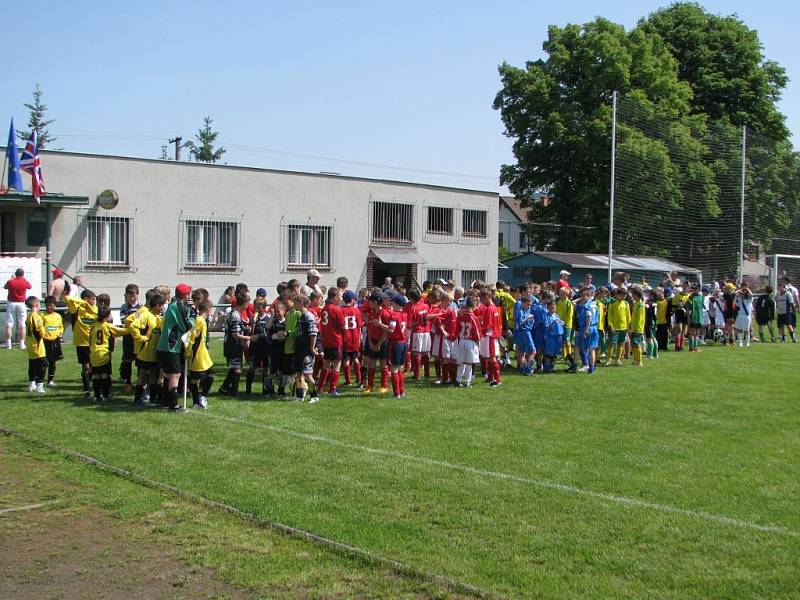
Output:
[462, 209, 487, 238]
[180, 215, 241, 272]
[79, 210, 135, 270]
[284, 223, 333, 270]
[426, 268, 454, 284]
[370, 200, 414, 247]
[461, 269, 487, 288]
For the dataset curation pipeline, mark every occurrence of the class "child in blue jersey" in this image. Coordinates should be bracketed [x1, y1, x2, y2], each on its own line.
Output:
[513, 295, 535, 375]
[571, 288, 600, 373]
[532, 292, 552, 373]
[542, 301, 564, 373]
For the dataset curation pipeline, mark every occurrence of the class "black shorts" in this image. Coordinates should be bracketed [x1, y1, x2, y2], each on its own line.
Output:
[689, 321, 703, 329]
[136, 358, 157, 370]
[91, 362, 112, 375]
[777, 313, 795, 326]
[44, 339, 63, 362]
[723, 310, 735, 321]
[342, 350, 359, 363]
[189, 368, 214, 381]
[294, 352, 314, 374]
[323, 346, 341, 360]
[249, 346, 270, 370]
[121, 335, 136, 361]
[158, 350, 182, 375]
[388, 342, 407, 367]
[364, 340, 387, 360]
[674, 310, 688, 325]
[226, 356, 243, 369]
[76, 346, 90, 365]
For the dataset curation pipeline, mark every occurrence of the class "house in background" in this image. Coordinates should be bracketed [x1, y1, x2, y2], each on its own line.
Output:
[501, 251, 701, 288]
[498, 194, 549, 255]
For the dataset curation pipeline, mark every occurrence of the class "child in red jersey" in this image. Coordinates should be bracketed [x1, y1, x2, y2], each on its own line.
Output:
[362, 292, 391, 393]
[455, 297, 482, 387]
[374, 294, 409, 398]
[477, 290, 503, 387]
[407, 288, 432, 379]
[429, 291, 458, 385]
[340, 290, 363, 385]
[319, 287, 346, 396]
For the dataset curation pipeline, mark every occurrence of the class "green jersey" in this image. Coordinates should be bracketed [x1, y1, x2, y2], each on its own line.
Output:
[284, 309, 301, 354]
[689, 293, 705, 324]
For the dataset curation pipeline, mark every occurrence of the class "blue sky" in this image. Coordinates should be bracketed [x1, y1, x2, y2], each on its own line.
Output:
[3, 1, 798, 192]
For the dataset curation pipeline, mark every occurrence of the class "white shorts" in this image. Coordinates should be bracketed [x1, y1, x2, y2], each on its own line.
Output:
[431, 334, 451, 360]
[479, 335, 499, 358]
[457, 339, 479, 364]
[5, 302, 26, 327]
[411, 332, 431, 353]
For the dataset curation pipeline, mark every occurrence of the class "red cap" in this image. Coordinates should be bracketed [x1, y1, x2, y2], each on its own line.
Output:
[175, 283, 192, 296]
[52, 268, 64, 278]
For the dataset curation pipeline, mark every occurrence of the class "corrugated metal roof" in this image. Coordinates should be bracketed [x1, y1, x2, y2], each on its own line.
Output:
[533, 252, 700, 273]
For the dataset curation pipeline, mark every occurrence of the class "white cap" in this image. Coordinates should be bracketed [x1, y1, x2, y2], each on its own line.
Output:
[307, 269, 321, 278]
[559, 270, 571, 276]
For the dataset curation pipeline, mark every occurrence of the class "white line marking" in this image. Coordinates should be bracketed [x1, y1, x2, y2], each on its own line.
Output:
[199, 410, 797, 537]
[0, 501, 55, 515]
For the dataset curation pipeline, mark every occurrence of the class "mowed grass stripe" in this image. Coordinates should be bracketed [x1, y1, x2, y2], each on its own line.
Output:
[196, 409, 798, 536]
[1, 396, 797, 598]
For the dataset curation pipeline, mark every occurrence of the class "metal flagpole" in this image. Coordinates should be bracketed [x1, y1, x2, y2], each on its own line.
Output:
[608, 90, 617, 284]
[739, 125, 746, 284]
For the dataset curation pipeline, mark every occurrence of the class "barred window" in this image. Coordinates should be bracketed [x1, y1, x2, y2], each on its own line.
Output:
[80, 211, 135, 270]
[371, 201, 414, 246]
[182, 217, 240, 270]
[287, 224, 332, 269]
[461, 269, 487, 288]
[462, 209, 487, 238]
[427, 206, 453, 235]
[426, 268, 453, 283]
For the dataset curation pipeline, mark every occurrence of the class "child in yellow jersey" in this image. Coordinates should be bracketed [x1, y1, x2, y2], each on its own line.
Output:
[629, 288, 646, 367]
[186, 299, 214, 409]
[66, 290, 98, 398]
[655, 290, 670, 352]
[130, 292, 165, 408]
[42, 296, 64, 386]
[556, 287, 576, 365]
[89, 306, 129, 402]
[24, 296, 48, 393]
[605, 288, 631, 366]
[595, 287, 608, 358]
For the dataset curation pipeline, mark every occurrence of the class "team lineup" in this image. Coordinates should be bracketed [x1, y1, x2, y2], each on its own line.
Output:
[7, 266, 799, 411]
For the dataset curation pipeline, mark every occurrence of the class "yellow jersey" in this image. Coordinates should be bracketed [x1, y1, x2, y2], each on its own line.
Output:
[656, 299, 669, 325]
[631, 300, 646, 334]
[25, 312, 46, 359]
[66, 296, 98, 347]
[556, 298, 575, 329]
[42, 312, 64, 341]
[596, 301, 606, 332]
[495, 290, 516, 328]
[130, 308, 162, 363]
[89, 321, 129, 367]
[607, 299, 631, 331]
[185, 315, 214, 372]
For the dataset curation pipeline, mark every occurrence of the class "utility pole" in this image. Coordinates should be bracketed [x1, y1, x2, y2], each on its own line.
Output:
[168, 136, 191, 161]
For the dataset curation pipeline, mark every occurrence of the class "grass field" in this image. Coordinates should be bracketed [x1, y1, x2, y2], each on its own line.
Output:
[1, 340, 799, 598]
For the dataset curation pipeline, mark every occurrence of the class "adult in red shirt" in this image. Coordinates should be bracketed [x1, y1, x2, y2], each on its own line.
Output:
[5, 268, 32, 349]
[556, 270, 572, 293]
[318, 288, 346, 395]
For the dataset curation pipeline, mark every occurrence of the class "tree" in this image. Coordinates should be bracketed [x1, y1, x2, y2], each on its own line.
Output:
[17, 84, 56, 148]
[640, 2, 788, 140]
[494, 18, 693, 251]
[189, 116, 225, 164]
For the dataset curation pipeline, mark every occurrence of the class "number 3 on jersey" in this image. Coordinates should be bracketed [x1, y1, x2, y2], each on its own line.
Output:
[459, 321, 472, 339]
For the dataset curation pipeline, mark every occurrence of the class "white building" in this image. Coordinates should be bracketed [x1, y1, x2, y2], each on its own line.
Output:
[498, 194, 548, 256]
[0, 151, 499, 301]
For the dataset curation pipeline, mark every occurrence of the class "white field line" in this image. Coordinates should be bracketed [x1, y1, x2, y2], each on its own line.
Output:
[0, 501, 56, 515]
[199, 410, 797, 538]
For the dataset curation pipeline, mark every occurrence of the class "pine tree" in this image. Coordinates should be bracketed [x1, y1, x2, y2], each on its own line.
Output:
[17, 84, 56, 149]
[189, 116, 225, 163]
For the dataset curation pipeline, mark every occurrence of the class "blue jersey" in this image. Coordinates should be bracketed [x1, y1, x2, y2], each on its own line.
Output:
[514, 301, 533, 332]
[577, 300, 599, 331]
[544, 313, 565, 356]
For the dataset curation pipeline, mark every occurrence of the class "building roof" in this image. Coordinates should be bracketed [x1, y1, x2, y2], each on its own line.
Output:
[0, 192, 90, 206]
[0, 147, 500, 198]
[505, 251, 700, 273]
[499, 196, 528, 223]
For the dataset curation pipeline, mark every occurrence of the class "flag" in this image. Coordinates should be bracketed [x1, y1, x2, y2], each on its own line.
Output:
[20, 129, 45, 202]
[5, 119, 23, 192]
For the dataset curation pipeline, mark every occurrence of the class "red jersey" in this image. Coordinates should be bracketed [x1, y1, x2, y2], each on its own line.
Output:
[410, 301, 431, 333]
[427, 305, 443, 334]
[388, 309, 408, 342]
[339, 305, 363, 352]
[308, 305, 321, 322]
[456, 311, 481, 342]
[4, 276, 31, 302]
[365, 304, 391, 341]
[319, 301, 345, 348]
[435, 306, 457, 338]
[477, 302, 502, 338]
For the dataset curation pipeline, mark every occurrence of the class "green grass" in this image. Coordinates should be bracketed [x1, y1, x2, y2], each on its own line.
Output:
[1, 340, 799, 598]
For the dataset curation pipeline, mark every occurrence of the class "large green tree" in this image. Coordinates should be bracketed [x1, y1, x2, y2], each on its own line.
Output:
[494, 18, 693, 251]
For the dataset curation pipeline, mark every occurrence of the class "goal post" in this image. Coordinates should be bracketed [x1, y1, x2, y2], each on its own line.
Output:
[771, 254, 800, 290]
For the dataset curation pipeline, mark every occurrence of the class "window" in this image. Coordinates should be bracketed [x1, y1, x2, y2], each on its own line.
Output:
[27, 210, 47, 247]
[182, 217, 240, 270]
[519, 230, 528, 250]
[86, 214, 133, 268]
[0, 213, 15, 253]
[286, 224, 332, 269]
[462, 209, 487, 238]
[426, 268, 453, 283]
[461, 269, 487, 288]
[371, 200, 414, 246]
[426, 206, 453, 235]
[498, 232, 504, 247]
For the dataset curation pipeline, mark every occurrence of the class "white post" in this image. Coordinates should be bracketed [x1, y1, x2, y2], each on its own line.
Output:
[773, 254, 779, 291]
[608, 90, 617, 284]
[739, 125, 746, 284]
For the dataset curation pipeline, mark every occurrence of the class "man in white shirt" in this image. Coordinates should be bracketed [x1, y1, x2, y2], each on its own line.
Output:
[301, 269, 322, 298]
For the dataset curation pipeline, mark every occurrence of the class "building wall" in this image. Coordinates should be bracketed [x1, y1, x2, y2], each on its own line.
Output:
[498, 202, 523, 255]
[40, 152, 498, 300]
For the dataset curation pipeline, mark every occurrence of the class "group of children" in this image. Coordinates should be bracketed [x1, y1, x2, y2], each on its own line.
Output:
[19, 273, 798, 407]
